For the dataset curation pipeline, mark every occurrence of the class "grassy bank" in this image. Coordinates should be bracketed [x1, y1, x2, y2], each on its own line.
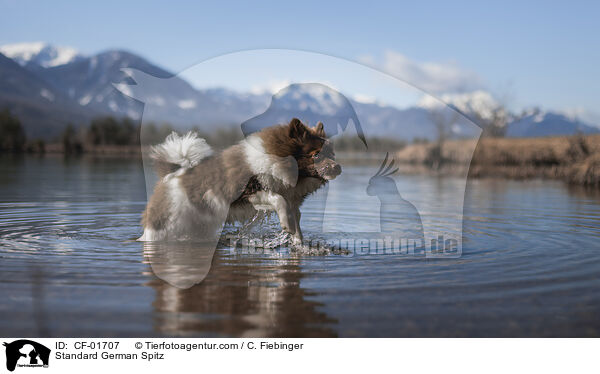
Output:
[394, 134, 600, 187]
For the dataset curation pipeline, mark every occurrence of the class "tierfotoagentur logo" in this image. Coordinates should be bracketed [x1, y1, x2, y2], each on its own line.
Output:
[3, 340, 50, 371]
[113, 49, 483, 288]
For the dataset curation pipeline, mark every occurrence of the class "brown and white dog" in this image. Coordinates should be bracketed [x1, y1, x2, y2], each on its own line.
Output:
[139, 118, 341, 244]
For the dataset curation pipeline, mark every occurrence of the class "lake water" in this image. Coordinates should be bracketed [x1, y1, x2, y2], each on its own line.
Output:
[1, 155, 599, 337]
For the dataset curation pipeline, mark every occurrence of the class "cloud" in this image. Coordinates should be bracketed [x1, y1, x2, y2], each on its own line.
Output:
[359, 50, 484, 94]
[249, 79, 291, 95]
[560, 107, 600, 128]
[352, 93, 379, 104]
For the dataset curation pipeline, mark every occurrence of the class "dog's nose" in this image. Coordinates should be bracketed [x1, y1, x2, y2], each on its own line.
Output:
[332, 164, 342, 175]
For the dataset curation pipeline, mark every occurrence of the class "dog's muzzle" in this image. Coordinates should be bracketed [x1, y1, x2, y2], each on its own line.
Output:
[321, 163, 342, 180]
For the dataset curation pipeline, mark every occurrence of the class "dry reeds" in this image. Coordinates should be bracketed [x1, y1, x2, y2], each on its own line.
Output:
[394, 134, 600, 186]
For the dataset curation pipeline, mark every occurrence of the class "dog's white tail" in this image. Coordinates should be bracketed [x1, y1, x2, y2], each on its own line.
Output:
[150, 131, 213, 178]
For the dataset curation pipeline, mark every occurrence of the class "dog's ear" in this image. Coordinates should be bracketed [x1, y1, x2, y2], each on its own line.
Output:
[288, 118, 307, 138]
[314, 122, 326, 137]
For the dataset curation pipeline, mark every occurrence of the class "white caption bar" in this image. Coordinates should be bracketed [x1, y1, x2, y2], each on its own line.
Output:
[0, 338, 597, 373]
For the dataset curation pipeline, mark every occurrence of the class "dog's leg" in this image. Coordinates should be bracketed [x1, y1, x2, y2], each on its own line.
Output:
[249, 191, 301, 244]
[293, 206, 303, 243]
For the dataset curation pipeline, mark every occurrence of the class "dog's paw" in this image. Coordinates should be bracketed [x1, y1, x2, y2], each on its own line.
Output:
[291, 235, 303, 247]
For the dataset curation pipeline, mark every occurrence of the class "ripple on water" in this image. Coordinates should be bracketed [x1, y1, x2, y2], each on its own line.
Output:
[1, 158, 600, 336]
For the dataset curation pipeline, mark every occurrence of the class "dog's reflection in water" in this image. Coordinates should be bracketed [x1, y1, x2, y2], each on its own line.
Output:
[142, 241, 337, 337]
[142, 241, 216, 289]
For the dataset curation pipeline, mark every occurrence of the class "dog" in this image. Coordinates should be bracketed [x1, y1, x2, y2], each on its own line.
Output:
[138, 118, 341, 244]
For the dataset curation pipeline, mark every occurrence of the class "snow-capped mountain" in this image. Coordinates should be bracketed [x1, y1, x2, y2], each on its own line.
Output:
[418, 90, 599, 137]
[0, 42, 83, 68]
[418, 90, 500, 121]
[41, 49, 181, 121]
[0, 52, 97, 138]
[40, 50, 274, 128]
[0, 42, 597, 140]
[506, 109, 599, 137]
[273, 84, 350, 116]
[241, 83, 366, 140]
[241, 83, 479, 141]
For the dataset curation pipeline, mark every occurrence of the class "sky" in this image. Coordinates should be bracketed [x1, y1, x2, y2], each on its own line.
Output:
[1, 0, 599, 123]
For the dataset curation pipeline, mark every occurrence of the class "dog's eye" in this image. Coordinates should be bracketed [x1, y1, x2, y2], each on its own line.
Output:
[312, 153, 319, 159]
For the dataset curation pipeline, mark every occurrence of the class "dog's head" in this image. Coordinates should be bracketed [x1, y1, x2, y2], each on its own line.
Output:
[299, 121, 341, 181]
[262, 118, 341, 181]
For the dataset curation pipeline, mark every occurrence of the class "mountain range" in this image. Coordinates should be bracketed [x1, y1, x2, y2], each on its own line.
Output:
[0, 42, 598, 140]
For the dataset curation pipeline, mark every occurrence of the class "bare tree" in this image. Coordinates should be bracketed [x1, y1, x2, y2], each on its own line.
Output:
[427, 108, 459, 169]
[472, 105, 509, 138]
[471, 86, 517, 138]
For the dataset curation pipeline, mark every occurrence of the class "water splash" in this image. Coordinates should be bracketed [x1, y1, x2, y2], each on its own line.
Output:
[219, 211, 349, 256]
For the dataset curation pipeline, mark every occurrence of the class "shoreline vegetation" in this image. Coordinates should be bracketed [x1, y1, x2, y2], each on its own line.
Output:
[393, 134, 600, 187]
[1, 109, 598, 187]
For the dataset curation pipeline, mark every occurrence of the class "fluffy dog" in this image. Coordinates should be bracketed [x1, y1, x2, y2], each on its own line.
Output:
[139, 118, 341, 243]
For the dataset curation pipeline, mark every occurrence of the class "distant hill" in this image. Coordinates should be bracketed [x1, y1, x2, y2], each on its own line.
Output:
[0, 52, 94, 138]
[0, 42, 598, 140]
[506, 110, 599, 137]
